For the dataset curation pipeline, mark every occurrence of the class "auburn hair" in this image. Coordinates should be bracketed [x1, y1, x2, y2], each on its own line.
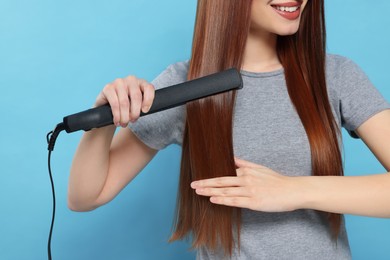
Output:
[170, 0, 343, 256]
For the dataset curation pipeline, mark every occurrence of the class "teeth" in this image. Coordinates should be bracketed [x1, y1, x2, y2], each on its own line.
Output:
[275, 6, 299, 12]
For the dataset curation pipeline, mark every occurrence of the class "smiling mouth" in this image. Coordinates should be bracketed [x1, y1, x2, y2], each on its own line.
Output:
[271, 2, 302, 20]
[272, 5, 300, 12]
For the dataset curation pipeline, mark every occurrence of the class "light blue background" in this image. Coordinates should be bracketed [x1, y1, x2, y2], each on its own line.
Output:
[1, 0, 389, 259]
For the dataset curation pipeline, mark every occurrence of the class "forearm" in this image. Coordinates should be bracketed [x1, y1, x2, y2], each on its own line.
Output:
[298, 173, 390, 217]
[68, 125, 116, 211]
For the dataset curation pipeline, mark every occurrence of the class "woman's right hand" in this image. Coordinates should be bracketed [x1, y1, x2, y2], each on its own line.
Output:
[94, 76, 155, 127]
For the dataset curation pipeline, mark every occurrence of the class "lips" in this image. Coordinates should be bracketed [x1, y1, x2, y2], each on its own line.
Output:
[271, 2, 302, 21]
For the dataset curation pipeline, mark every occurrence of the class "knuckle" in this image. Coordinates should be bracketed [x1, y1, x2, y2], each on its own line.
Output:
[119, 97, 129, 107]
[110, 101, 119, 110]
[103, 83, 113, 92]
[215, 179, 223, 186]
[221, 188, 229, 196]
[114, 78, 124, 86]
[126, 75, 137, 82]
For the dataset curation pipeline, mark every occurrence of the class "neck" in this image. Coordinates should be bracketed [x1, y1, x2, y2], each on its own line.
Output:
[242, 29, 282, 73]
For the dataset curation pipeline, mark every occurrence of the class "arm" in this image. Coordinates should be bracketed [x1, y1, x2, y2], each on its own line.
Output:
[192, 110, 390, 217]
[68, 76, 157, 212]
[68, 127, 157, 212]
[299, 109, 390, 217]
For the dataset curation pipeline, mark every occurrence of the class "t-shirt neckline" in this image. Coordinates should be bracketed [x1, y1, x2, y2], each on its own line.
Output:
[240, 68, 284, 78]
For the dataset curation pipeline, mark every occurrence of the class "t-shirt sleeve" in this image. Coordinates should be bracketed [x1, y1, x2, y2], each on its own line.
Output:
[127, 61, 189, 150]
[337, 57, 390, 138]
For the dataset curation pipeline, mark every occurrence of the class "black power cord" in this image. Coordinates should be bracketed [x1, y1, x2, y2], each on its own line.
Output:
[46, 123, 65, 260]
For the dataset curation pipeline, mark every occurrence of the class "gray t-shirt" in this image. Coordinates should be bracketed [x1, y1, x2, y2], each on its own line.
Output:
[129, 54, 390, 260]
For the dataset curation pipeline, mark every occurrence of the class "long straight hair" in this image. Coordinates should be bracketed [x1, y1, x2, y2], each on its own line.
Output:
[170, 0, 343, 256]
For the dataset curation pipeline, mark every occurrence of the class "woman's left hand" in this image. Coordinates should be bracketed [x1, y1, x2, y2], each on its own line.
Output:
[191, 157, 304, 212]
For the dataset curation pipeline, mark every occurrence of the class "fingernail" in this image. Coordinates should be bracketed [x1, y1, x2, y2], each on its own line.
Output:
[143, 106, 151, 113]
[190, 182, 197, 188]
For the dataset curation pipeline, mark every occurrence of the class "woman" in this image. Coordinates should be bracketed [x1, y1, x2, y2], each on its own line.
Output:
[69, 0, 390, 259]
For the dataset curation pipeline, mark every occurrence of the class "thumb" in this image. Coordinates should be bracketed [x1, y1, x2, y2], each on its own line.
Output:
[234, 157, 259, 168]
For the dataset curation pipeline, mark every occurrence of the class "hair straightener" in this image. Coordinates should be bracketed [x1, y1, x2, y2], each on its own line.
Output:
[46, 68, 243, 260]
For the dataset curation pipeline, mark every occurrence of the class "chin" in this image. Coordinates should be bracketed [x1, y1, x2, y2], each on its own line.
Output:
[275, 25, 300, 36]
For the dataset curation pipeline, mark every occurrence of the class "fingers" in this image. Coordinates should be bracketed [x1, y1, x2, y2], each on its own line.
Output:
[115, 79, 130, 127]
[139, 79, 155, 113]
[126, 76, 143, 123]
[195, 186, 250, 197]
[100, 83, 121, 126]
[209, 196, 253, 209]
[193, 180, 253, 209]
[95, 76, 155, 127]
[191, 176, 244, 189]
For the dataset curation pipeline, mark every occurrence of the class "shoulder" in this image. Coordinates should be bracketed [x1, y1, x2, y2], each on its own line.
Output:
[168, 60, 190, 75]
[325, 53, 362, 76]
[152, 60, 190, 89]
[325, 53, 372, 97]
